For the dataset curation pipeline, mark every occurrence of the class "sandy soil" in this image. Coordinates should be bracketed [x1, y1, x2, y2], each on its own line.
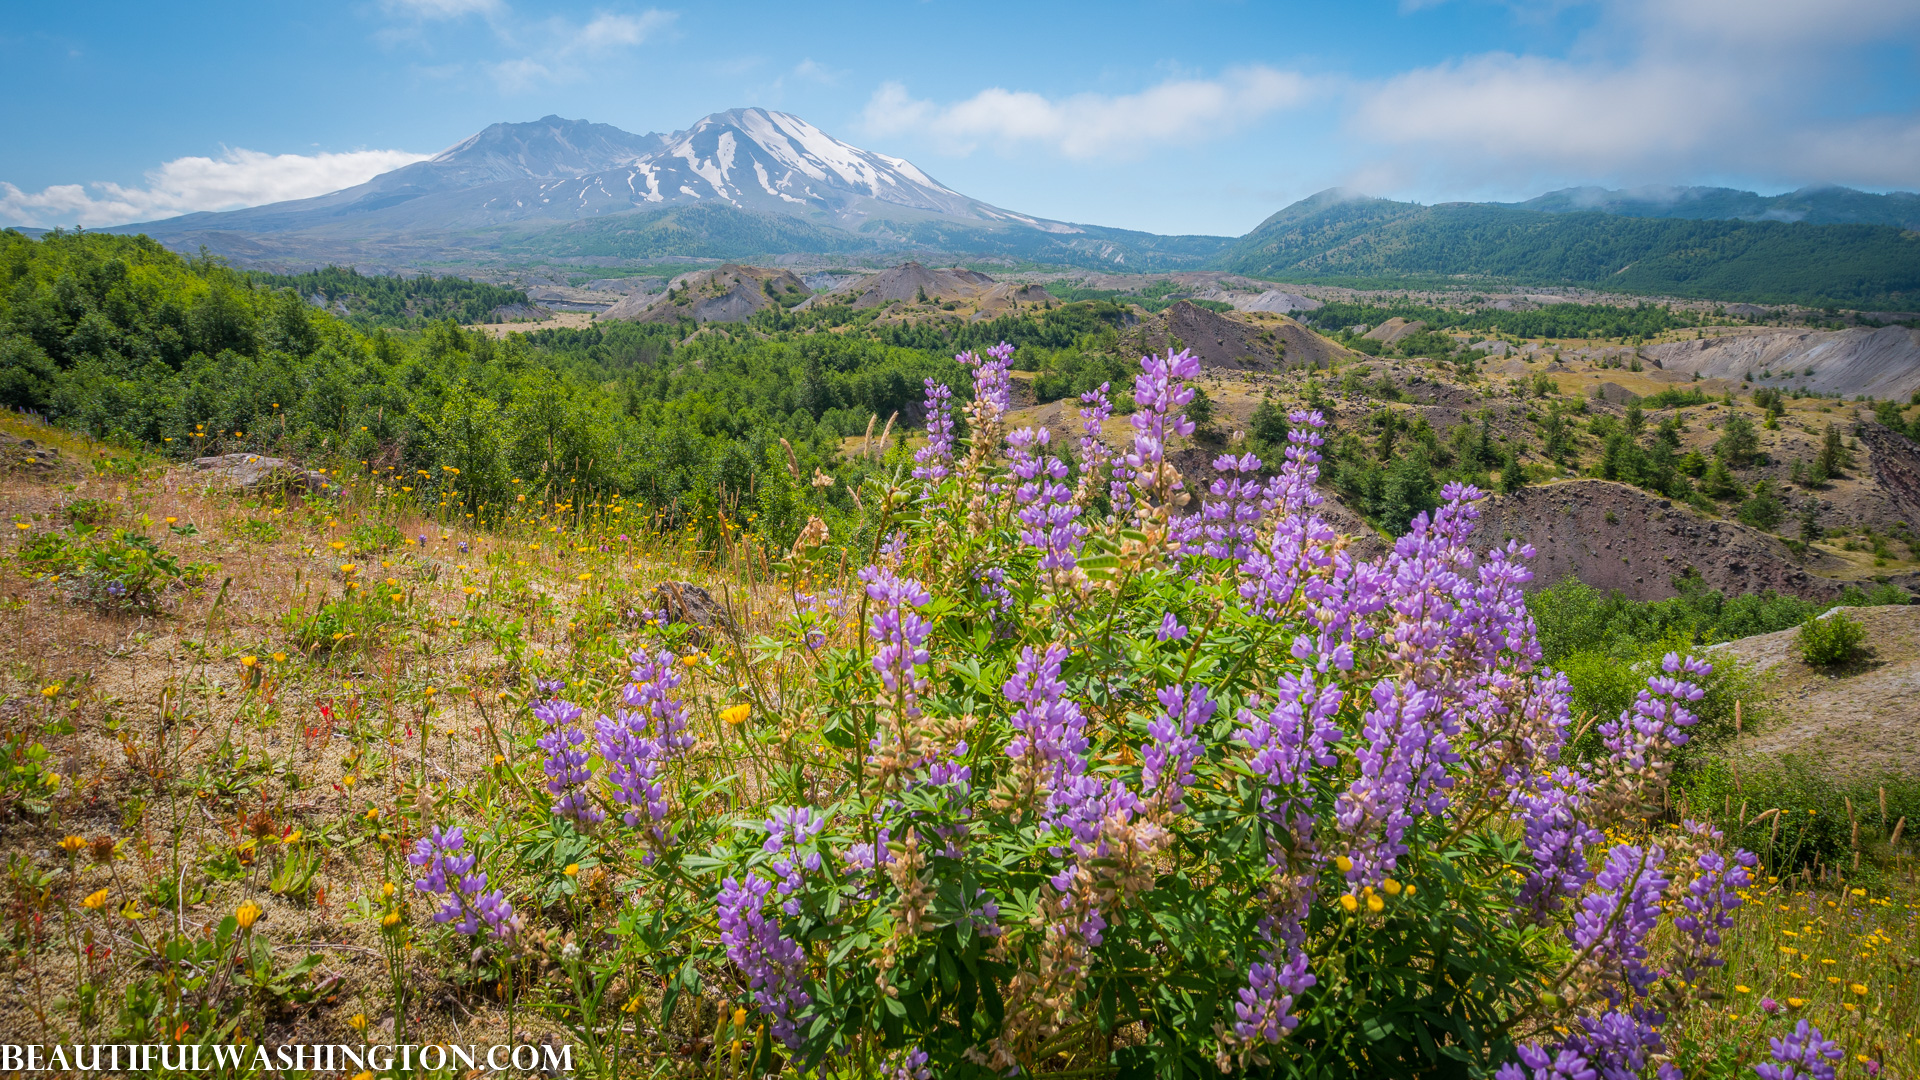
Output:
[1714, 604, 1920, 777]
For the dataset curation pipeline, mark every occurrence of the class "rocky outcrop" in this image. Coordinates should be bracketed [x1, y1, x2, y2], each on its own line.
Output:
[190, 454, 335, 494]
[1, 434, 63, 475]
[1860, 422, 1920, 529]
[610, 265, 809, 324]
[1469, 479, 1850, 601]
[649, 580, 736, 644]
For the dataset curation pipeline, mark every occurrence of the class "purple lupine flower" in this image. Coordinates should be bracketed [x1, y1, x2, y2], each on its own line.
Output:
[861, 564, 934, 714]
[957, 342, 1015, 418]
[1333, 677, 1460, 887]
[1144, 684, 1211, 812]
[1571, 844, 1669, 1000]
[1007, 425, 1086, 573]
[1202, 450, 1267, 563]
[843, 825, 894, 870]
[1121, 349, 1200, 512]
[1513, 766, 1603, 917]
[1078, 382, 1116, 489]
[1496, 1043, 1598, 1080]
[911, 379, 955, 483]
[716, 874, 813, 1051]
[408, 825, 521, 940]
[763, 806, 828, 916]
[1597, 653, 1710, 770]
[1228, 949, 1316, 1050]
[1237, 669, 1344, 814]
[1557, 1010, 1667, 1080]
[976, 565, 1014, 621]
[1003, 643, 1089, 809]
[596, 649, 694, 856]
[883, 1047, 932, 1080]
[1672, 824, 1757, 980]
[1239, 411, 1346, 619]
[1755, 1021, 1844, 1080]
[1155, 612, 1188, 642]
[534, 696, 602, 825]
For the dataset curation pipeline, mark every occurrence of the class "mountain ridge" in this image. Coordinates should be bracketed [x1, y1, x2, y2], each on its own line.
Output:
[87, 111, 1920, 304]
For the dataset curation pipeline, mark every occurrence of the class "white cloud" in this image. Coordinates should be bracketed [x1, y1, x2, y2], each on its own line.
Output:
[380, 0, 502, 19]
[0, 147, 431, 229]
[793, 58, 842, 85]
[570, 11, 670, 52]
[485, 8, 674, 89]
[863, 66, 1318, 159]
[1348, 0, 1920, 193]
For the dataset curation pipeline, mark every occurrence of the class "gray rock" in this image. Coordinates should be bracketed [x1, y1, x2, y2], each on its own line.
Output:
[190, 453, 336, 495]
[650, 580, 736, 644]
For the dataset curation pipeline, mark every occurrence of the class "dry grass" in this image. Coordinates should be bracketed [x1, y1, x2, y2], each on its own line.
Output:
[0, 417, 826, 1047]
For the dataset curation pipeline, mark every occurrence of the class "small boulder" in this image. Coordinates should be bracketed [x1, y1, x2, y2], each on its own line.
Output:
[649, 581, 736, 644]
[191, 453, 336, 495]
[0, 434, 62, 474]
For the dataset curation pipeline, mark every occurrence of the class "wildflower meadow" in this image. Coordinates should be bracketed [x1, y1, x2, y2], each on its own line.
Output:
[1, 343, 1914, 1079]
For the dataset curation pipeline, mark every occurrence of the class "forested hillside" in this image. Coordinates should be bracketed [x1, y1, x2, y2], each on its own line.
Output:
[0, 230, 1158, 545]
[251, 265, 531, 327]
[1224, 195, 1920, 308]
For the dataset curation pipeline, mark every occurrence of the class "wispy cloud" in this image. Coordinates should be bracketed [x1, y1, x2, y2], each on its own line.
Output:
[0, 147, 431, 228]
[379, 0, 503, 20]
[792, 58, 842, 86]
[1348, 0, 1920, 191]
[862, 66, 1318, 159]
[483, 8, 675, 90]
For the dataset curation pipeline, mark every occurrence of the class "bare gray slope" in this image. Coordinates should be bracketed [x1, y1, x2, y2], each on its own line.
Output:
[1713, 604, 1920, 777]
[1645, 326, 1920, 401]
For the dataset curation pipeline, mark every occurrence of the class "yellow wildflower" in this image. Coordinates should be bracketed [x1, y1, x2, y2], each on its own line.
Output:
[720, 704, 751, 725]
[235, 902, 263, 929]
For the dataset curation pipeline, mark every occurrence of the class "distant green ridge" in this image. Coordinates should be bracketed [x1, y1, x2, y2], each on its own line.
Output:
[1220, 192, 1920, 308]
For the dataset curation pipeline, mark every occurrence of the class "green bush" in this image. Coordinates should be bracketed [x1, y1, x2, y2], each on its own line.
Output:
[16, 528, 188, 612]
[347, 520, 403, 555]
[62, 498, 115, 527]
[1795, 609, 1864, 665]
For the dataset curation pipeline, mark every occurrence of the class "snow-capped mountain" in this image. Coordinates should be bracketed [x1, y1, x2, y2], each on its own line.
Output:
[506, 108, 1063, 230]
[112, 108, 1230, 272]
[127, 108, 1061, 237]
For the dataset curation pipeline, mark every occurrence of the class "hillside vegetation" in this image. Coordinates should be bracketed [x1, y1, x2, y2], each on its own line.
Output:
[1223, 195, 1920, 308]
[252, 265, 531, 328]
[3, 359, 1917, 1075]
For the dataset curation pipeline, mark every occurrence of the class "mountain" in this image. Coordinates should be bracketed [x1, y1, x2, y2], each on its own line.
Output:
[96, 111, 1917, 302]
[115, 108, 1229, 271]
[1220, 190, 1920, 308]
[1507, 185, 1920, 230]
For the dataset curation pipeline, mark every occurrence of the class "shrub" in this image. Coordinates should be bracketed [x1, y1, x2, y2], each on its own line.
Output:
[486, 344, 1759, 1080]
[17, 527, 187, 612]
[1795, 609, 1864, 666]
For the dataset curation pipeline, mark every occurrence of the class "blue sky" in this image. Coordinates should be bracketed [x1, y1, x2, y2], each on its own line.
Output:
[2, 0, 1916, 235]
